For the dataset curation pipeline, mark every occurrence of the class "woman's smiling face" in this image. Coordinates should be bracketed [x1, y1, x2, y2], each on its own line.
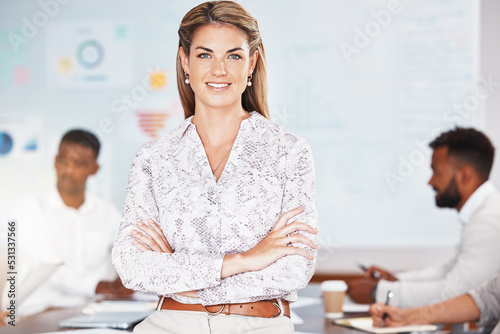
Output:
[180, 23, 257, 113]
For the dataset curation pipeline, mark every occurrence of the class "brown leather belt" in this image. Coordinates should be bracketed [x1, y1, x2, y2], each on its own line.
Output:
[157, 296, 290, 318]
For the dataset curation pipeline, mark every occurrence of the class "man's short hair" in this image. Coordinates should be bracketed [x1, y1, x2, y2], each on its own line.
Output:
[60, 129, 100, 158]
[429, 127, 495, 181]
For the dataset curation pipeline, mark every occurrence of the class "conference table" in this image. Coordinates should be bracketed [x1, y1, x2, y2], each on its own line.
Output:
[0, 284, 368, 334]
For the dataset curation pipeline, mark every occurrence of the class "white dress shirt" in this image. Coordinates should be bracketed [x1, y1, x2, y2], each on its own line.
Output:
[112, 111, 318, 306]
[469, 272, 500, 334]
[376, 181, 500, 308]
[6, 186, 121, 316]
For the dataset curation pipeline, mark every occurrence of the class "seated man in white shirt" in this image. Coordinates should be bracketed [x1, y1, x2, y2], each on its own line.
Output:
[2, 129, 131, 319]
[370, 272, 500, 334]
[348, 127, 500, 308]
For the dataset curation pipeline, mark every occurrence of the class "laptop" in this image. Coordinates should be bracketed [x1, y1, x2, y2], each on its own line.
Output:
[58, 311, 153, 330]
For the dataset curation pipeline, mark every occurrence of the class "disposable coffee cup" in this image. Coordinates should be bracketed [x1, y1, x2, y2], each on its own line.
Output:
[320, 280, 348, 318]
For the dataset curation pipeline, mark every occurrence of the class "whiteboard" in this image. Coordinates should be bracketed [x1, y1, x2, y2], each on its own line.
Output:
[249, 0, 480, 247]
[0, 0, 481, 250]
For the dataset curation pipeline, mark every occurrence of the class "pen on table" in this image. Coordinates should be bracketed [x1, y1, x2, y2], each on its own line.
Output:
[380, 290, 393, 327]
[357, 263, 382, 280]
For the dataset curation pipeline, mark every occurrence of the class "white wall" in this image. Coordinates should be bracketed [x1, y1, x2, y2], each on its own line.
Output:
[483, 0, 500, 189]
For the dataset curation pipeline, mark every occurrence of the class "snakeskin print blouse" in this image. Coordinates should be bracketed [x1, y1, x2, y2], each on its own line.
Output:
[112, 111, 318, 306]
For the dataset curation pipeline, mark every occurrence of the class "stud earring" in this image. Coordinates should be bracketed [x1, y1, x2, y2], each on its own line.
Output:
[185, 73, 190, 84]
[247, 74, 253, 87]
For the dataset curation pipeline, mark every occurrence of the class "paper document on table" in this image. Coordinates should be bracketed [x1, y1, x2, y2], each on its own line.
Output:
[334, 317, 438, 333]
[18, 262, 63, 305]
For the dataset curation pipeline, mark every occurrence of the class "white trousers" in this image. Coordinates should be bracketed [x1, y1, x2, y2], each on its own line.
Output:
[133, 310, 295, 334]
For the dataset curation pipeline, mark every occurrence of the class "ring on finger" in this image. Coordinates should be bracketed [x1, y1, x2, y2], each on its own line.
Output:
[287, 234, 292, 245]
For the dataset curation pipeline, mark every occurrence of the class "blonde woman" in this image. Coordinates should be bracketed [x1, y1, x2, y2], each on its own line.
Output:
[112, 1, 318, 333]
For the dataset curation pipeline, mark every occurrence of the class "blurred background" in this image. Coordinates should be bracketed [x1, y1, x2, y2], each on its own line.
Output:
[1, 0, 499, 276]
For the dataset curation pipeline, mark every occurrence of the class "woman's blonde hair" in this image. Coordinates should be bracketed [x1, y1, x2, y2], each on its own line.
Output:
[177, 1, 269, 119]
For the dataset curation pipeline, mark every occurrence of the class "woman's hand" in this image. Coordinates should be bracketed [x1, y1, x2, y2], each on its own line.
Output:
[131, 218, 173, 253]
[222, 207, 318, 278]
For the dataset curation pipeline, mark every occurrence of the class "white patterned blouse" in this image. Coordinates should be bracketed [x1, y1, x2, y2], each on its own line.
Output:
[112, 111, 318, 306]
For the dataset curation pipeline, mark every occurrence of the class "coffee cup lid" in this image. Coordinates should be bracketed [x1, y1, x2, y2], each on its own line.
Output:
[320, 280, 348, 291]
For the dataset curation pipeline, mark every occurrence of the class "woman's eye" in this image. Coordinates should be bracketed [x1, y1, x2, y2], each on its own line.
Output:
[228, 54, 241, 60]
[198, 53, 210, 59]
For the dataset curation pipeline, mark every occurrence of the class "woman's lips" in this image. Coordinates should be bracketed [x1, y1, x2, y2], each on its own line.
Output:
[206, 82, 230, 88]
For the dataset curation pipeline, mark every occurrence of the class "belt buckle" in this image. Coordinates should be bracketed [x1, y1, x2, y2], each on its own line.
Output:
[203, 304, 225, 316]
[271, 301, 282, 318]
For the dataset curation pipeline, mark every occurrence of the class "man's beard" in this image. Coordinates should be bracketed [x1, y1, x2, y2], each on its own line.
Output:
[435, 177, 462, 208]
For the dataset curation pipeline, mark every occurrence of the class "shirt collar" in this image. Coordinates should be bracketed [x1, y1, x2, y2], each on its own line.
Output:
[245, 111, 269, 133]
[47, 185, 66, 209]
[79, 192, 95, 213]
[458, 180, 495, 224]
[174, 111, 267, 143]
[173, 116, 195, 143]
[47, 184, 94, 213]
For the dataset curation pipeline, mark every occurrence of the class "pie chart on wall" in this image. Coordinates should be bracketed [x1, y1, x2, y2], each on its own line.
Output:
[0, 132, 14, 156]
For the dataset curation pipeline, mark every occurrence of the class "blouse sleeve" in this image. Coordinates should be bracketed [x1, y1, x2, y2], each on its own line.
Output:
[197, 138, 318, 305]
[112, 144, 225, 295]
